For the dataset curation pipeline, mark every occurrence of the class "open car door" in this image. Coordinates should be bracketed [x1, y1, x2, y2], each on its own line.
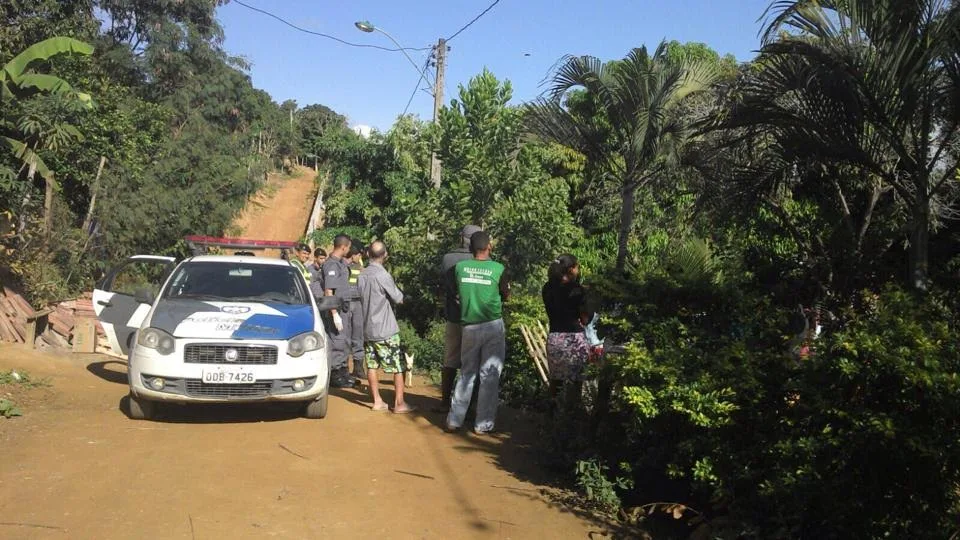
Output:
[93, 255, 176, 357]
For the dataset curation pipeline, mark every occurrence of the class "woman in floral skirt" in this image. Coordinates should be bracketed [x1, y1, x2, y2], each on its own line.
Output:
[542, 254, 594, 404]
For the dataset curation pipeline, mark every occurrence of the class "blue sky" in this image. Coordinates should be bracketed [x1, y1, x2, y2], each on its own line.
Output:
[217, 0, 774, 131]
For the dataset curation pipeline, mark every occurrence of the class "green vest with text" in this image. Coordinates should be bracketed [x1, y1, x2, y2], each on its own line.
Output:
[455, 258, 505, 325]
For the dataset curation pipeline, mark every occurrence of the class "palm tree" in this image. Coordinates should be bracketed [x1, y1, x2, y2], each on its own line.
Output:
[719, 0, 960, 290]
[1, 36, 93, 238]
[526, 43, 719, 271]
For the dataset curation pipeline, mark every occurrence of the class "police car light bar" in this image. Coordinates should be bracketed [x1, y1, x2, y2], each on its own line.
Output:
[184, 235, 299, 255]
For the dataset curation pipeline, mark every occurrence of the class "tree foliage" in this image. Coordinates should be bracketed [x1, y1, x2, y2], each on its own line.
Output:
[2, 1, 959, 536]
[527, 43, 720, 270]
[0, 1, 343, 301]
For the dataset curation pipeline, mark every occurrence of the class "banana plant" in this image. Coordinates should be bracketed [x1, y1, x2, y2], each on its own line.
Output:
[0, 36, 93, 237]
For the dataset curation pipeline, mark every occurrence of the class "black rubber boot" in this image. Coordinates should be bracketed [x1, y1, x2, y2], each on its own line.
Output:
[433, 367, 456, 413]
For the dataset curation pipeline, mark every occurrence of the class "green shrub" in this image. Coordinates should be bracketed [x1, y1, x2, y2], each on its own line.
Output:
[0, 398, 21, 418]
[744, 287, 960, 538]
[575, 458, 634, 513]
[579, 276, 960, 539]
[501, 292, 549, 407]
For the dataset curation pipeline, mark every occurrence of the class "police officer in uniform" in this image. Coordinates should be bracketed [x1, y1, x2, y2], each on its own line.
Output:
[290, 243, 312, 285]
[322, 234, 355, 387]
[345, 240, 366, 380]
[308, 247, 326, 300]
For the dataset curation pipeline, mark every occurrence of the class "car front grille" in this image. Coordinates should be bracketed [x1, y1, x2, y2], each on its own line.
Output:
[184, 379, 274, 398]
[183, 344, 278, 365]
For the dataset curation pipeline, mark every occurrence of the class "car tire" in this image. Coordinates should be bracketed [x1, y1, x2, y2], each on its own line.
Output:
[127, 393, 156, 420]
[304, 391, 328, 419]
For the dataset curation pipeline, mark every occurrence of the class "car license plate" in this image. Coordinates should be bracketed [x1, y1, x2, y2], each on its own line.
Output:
[201, 368, 256, 384]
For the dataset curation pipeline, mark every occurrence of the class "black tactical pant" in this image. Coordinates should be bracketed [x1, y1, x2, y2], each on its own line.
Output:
[348, 299, 365, 376]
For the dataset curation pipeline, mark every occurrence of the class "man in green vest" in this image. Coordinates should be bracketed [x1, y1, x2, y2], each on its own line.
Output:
[446, 231, 509, 434]
[433, 224, 481, 413]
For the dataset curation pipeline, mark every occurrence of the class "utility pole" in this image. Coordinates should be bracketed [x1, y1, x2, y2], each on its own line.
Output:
[430, 37, 447, 189]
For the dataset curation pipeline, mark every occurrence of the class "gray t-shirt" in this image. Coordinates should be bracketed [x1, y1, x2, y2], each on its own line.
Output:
[321, 256, 350, 298]
[358, 262, 404, 341]
[308, 263, 324, 299]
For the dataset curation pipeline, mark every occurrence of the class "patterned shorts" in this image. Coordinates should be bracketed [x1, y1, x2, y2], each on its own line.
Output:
[364, 334, 406, 374]
[546, 332, 590, 381]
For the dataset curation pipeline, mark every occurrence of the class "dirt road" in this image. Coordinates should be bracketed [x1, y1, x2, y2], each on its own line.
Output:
[0, 345, 607, 539]
[231, 167, 317, 245]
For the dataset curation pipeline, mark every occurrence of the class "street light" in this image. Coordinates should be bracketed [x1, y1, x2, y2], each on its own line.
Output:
[354, 20, 432, 96]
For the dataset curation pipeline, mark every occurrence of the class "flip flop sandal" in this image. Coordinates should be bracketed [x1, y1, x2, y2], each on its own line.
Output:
[392, 405, 417, 414]
[371, 403, 389, 412]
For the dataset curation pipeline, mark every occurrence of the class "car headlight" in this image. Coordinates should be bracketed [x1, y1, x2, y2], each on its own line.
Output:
[288, 332, 323, 357]
[137, 328, 175, 355]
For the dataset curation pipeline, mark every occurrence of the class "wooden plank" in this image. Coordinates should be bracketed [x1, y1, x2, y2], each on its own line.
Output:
[531, 322, 550, 370]
[0, 317, 16, 342]
[4, 289, 35, 318]
[519, 324, 549, 384]
[532, 321, 552, 378]
[9, 320, 26, 341]
[48, 311, 72, 330]
[0, 315, 23, 343]
[41, 328, 70, 348]
[0, 297, 14, 316]
[72, 317, 97, 353]
[25, 318, 37, 349]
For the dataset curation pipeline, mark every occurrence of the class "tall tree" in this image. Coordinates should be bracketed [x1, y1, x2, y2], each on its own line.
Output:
[527, 43, 719, 270]
[718, 0, 960, 290]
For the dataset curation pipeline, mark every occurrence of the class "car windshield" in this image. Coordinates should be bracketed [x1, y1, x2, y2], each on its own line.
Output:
[162, 262, 309, 305]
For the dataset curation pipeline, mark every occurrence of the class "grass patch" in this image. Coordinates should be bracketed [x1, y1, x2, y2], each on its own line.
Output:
[0, 369, 50, 388]
[0, 398, 21, 418]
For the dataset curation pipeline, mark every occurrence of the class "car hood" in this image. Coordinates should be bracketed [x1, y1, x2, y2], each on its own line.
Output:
[149, 299, 314, 340]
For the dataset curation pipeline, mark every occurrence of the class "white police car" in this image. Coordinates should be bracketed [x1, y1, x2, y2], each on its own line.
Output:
[93, 255, 333, 420]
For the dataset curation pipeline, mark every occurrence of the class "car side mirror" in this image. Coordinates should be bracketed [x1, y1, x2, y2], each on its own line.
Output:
[315, 296, 344, 312]
[134, 288, 156, 306]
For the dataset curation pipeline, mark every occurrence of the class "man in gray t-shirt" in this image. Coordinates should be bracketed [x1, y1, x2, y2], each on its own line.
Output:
[358, 241, 413, 413]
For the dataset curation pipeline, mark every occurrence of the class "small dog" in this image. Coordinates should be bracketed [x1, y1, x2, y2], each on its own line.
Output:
[404, 352, 415, 387]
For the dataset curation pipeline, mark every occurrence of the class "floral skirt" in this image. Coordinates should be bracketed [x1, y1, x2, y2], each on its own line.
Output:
[546, 332, 590, 381]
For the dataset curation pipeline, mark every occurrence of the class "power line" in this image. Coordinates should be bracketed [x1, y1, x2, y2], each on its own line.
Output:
[401, 80, 425, 117]
[232, 0, 432, 52]
[402, 56, 435, 116]
[446, 0, 502, 42]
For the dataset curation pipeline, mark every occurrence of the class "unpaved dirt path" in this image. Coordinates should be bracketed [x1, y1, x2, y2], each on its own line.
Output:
[0, 345, 607, 539]
[232, 167, 317, 243]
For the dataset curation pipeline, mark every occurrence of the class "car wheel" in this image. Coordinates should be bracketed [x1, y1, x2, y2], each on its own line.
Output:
[127, 392, 156, 420]
[304, 391, 328, 419]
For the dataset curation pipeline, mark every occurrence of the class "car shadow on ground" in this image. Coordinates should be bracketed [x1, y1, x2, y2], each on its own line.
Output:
[87, 359, 129, 385]
[117, 394, 306, 424]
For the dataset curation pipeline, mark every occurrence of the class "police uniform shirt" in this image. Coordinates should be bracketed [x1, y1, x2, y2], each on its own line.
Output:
[321, 256, 350, 298]
[346, 261, 363, 300]
[308, 263, 325, 299]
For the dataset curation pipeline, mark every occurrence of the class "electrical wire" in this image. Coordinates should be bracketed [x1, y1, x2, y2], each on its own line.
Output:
[232, 0, 432, 52]
[402, 56, 435, 116]
[446, 0, 502, 42]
